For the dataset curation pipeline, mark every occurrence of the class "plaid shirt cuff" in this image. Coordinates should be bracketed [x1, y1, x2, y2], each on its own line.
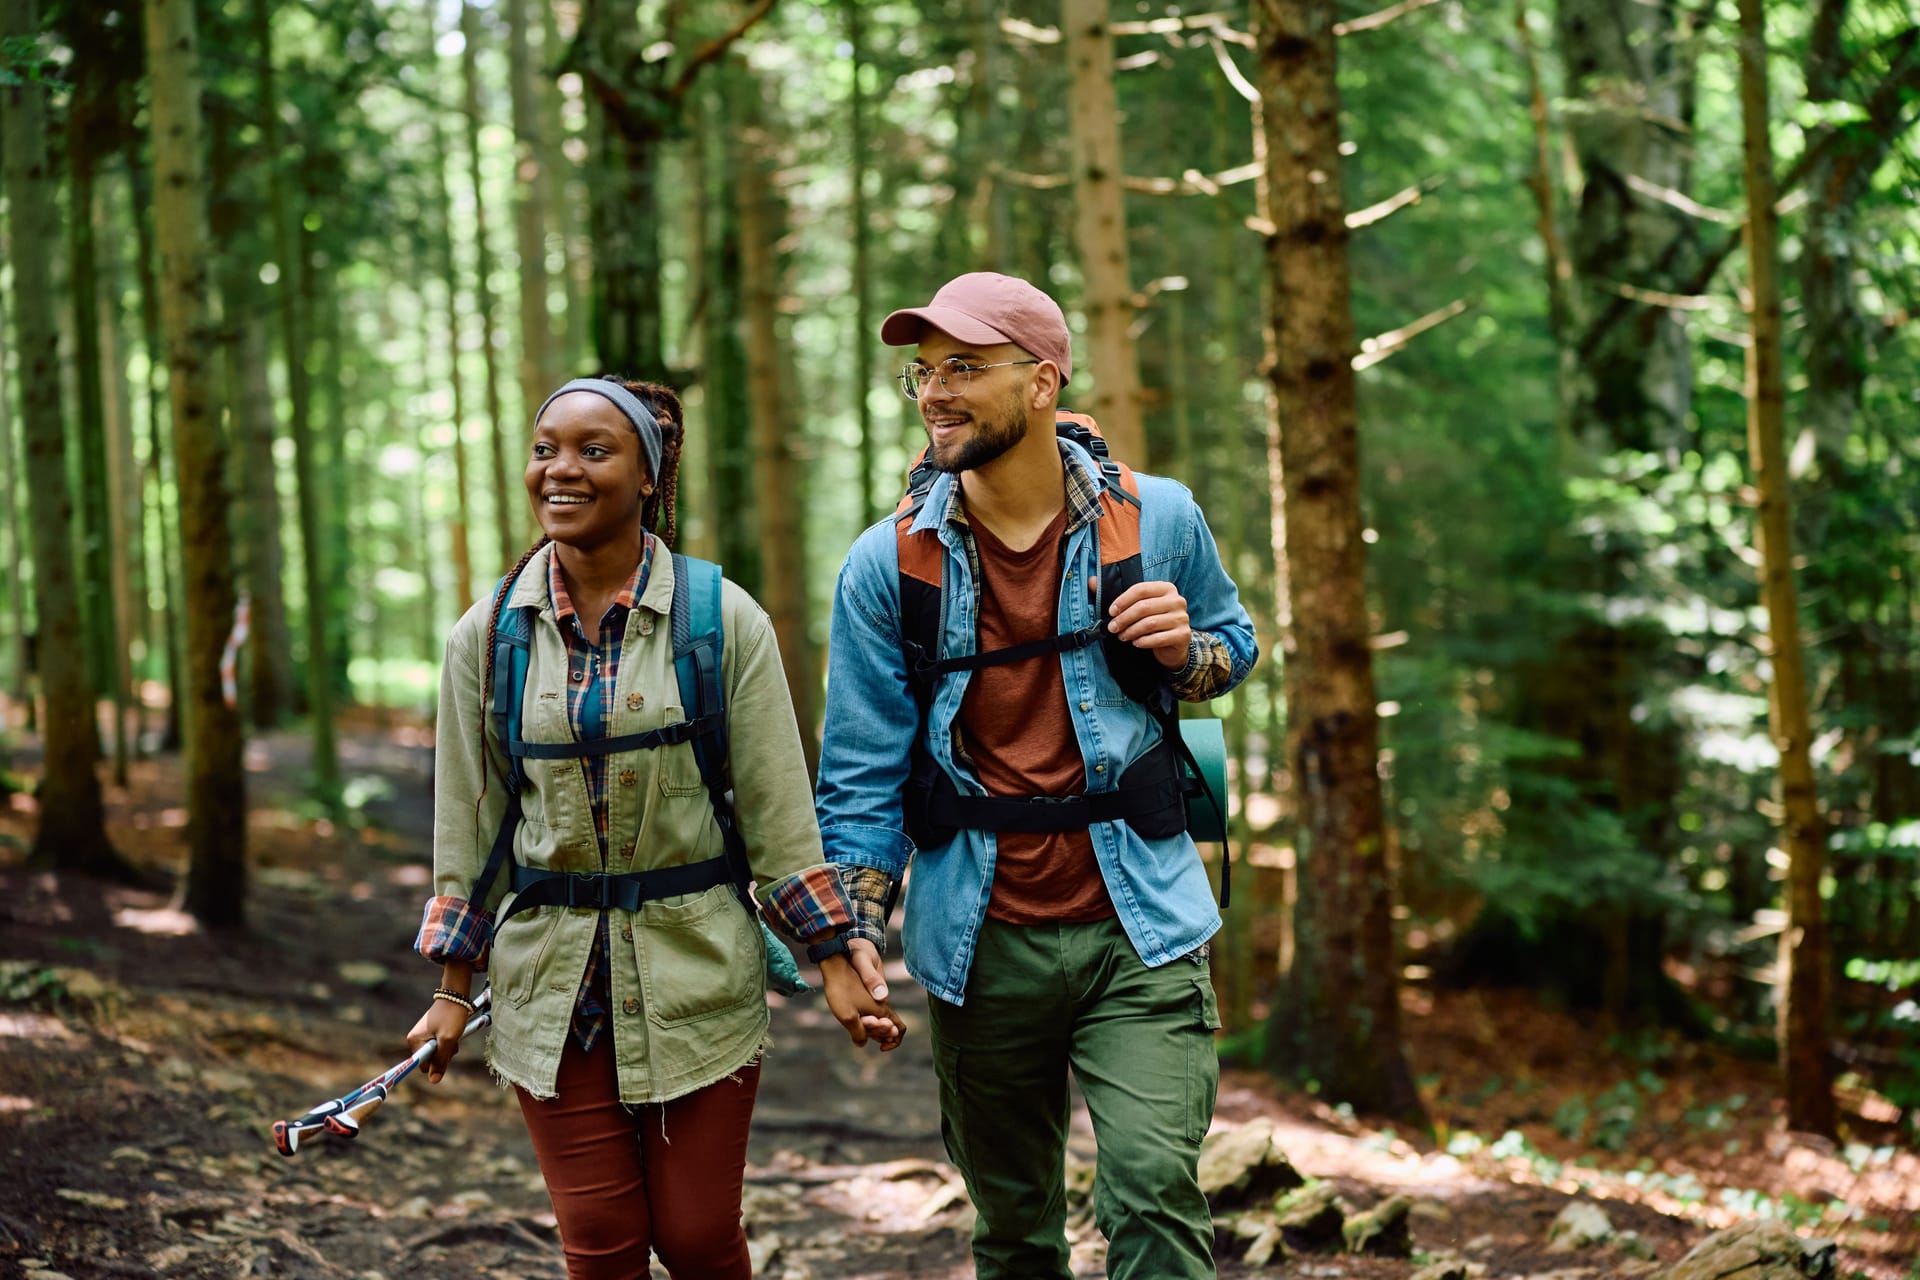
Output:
[415, 895, 491, 971]
[840, 866, 897, 957]
[1169, 631, 1234, 702]
[760, 864, 858, 946]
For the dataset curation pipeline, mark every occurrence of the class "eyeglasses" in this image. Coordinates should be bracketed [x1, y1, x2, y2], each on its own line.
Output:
[897, 358, 1039, 401]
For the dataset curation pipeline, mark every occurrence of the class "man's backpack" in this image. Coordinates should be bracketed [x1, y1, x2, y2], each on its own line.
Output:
[893, 410, 1231, 905]
[465, 551, 808, 995]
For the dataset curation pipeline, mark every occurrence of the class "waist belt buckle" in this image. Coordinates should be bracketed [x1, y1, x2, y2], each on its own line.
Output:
[566, 873, 608, 910]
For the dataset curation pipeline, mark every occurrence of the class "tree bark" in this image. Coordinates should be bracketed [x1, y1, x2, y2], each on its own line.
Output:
[2, 0, 124, 876]
[127, 150, 184, 752]
[1556, 0, 1699, 453]
[700, 67, 758, 586]
[461, 0, 517, 572]
[146, 0, 249, 928]
[430, 3, 477, 609]
[67, 49, 121, 769]
[1736, 0, 1834, 1139]
[539, 1, 586, 371]
[95, 174, 141, 777]
[738, 103, 818, 772]
[1253, 0, 1425, 1128]
[577, 0, 775, 383]
[208, 104, 291, 730]
[0, 211, 26, 746]
[845, 0, 878, 527]
[507, 0, 554, 424]
[1061, 0, 1146, 462]
[252, 0, 340, 812]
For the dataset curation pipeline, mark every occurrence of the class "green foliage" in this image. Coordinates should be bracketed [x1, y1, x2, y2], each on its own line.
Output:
[0, 962, 66, 1008]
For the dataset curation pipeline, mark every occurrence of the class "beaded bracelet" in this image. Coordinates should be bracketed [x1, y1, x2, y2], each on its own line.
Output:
[432, 988, 477, 1013]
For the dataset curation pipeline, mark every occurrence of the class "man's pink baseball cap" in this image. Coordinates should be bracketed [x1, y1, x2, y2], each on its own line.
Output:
[880, 272, 1073, 386]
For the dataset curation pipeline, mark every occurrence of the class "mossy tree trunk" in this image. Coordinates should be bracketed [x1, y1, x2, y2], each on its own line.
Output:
[1253, 0, 1424, 1129]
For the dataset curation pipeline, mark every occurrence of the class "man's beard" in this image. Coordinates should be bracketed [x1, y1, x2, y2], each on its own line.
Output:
[926, 398, 1028, 474]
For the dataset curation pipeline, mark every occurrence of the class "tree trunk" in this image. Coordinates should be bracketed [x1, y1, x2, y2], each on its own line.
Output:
[845, 0, 878, 527]
[539, 0, 586, 371]
[68, 58, 121, 771]
[95, 173, 141, 778]
[0, 219, 27, 745]
[3, 0, 124, 875]
[146, 0, 249, 928]
[507, 0, 554, 424]
[1061, 0, 1146, 462]
[209, 106, 291, 730]
[1735, 0, 1834, 1139]
[430, 5, 477, 608]
[1515, 0, 1577, 437]
[581, 1, 668, 382]
[232, 302, 292, 727]
[1253, 0, 1424, 1128]
[700, 67, 757, 586]
[461, 0, 517, 572]
[252, 0, 340, 812]
[738, 103, 818, 773]
[128, 149, 185, 753]
[1557, 0, 1699, 454]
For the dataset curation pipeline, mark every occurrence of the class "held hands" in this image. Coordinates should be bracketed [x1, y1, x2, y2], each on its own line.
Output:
[1107, 580, 1192, 671]
[405, 998, 471, 1084]
[821, 938, 906, 1052]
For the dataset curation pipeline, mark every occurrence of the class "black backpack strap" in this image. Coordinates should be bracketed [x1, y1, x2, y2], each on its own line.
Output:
[498, 855, 735, 925]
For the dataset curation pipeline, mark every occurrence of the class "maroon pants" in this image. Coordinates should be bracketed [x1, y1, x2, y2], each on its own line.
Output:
[516, 1037, 760, 1280]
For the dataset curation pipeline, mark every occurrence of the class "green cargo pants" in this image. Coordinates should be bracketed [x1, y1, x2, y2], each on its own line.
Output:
[927, 916, 1221, 1280]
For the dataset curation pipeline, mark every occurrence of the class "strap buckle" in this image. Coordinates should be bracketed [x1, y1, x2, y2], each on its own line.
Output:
[564, 874, 609, 910]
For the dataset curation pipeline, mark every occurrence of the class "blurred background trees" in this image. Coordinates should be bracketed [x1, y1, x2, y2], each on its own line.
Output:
[1, 0, 1917, 1139]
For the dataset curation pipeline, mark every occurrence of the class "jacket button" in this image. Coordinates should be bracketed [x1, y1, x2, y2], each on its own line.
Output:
[623, 997, 639, 1015]
[621, 923, 634, 941]
[1094, 763, 1107, 773]
[1079, 701, 1091, 712]
[638, 617, 654, 636]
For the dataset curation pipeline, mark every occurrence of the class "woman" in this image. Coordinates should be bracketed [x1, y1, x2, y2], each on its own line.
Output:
[408, 376, 901, 1279]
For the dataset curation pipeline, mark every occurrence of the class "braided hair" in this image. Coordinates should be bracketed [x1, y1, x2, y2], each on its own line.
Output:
[478, 376, 686, 745]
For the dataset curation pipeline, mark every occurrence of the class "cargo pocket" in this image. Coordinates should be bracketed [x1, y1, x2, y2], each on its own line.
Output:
[1186, 966, 1222, 1143]
[638, 886, 760, 1026]
[654, 705, 708, 798]
[494, 908, 565, 1009]
[932, 1037, 972, 1172]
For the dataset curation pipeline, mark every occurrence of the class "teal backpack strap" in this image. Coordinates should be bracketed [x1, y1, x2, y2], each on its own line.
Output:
[469, 570, 534, 915]
[670, 554, 810, 997]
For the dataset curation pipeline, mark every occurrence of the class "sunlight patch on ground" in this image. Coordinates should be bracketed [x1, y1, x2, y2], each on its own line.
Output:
[385, 864, 431, 887]
[114, 904, 201, 936]
[0, 1094, 38, 1111]
[0, 1012, 76, 1044]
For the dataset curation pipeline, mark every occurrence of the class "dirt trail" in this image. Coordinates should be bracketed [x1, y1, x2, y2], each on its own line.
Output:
[1, 720, 1913, 1278]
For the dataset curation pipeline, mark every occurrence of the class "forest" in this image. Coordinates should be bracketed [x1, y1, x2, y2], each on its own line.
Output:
[1, 0, 1917, 1277]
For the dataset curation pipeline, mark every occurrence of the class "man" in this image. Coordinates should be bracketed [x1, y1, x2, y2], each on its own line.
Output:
[815, 271, 1257, 1279]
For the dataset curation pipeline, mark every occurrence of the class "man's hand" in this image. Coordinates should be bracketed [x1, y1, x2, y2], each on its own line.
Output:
[821, 938, 905, 1051]
[1107, 580, 1192, 671]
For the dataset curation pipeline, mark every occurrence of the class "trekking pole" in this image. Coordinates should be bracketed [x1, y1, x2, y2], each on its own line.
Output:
[270, 987, 492, 1157]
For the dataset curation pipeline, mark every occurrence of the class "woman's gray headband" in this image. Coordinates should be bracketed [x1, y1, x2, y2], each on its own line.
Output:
[534, 378, 663, 482]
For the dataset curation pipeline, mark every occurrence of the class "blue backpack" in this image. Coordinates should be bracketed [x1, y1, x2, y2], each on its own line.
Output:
[465, 551, 808, 996]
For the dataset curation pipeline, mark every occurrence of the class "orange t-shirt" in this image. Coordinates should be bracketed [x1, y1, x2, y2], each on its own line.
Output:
[960, 507, 1115, 925]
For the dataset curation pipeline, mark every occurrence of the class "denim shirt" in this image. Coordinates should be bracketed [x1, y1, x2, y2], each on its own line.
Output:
[815, 439, 1258, 1004]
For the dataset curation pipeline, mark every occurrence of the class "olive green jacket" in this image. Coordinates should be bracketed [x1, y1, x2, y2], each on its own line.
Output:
[432, 544, 827, 1102]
